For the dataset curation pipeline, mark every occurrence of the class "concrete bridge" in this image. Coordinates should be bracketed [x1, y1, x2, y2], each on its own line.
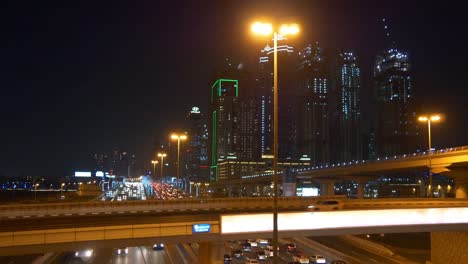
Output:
[0, 197, 467, 263]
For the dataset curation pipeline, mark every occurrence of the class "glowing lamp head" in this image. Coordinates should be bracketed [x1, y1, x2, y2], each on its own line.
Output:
[279, 23, 300, 36]
[418, 114, 442, 122]
[157, 153, 166, 158]
[430, 115, 441, 122]
[251, 22, 273, 36]
[418, 116, 428, 122]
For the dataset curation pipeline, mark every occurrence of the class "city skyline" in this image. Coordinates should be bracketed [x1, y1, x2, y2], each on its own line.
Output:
[1, 1, 467, 177]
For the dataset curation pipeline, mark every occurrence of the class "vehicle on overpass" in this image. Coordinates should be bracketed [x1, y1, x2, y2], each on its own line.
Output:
[307, 199, 344, 211]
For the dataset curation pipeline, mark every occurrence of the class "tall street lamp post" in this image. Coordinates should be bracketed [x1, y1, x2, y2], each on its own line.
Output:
[418, 114, 441, 197]
[170, 133, 188, 189]
[151, 160, 158, 179]
[251, 21, 299, 264]
[157, 153, 167, 181]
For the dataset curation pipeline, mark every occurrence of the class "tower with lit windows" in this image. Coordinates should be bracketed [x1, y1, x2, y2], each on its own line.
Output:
[257, 41, 297, 159]
[331, 51, 363, 162]
[186, 107, 209, 182]
[209, 59, 240, 181]
[373, 19, 419, 157]
[374, 47, 418, 156]
[296, 42, 330, 165]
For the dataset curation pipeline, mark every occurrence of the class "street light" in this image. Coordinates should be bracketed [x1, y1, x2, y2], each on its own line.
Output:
[251, 21, 299, 264]
[170, 133, 188, 189]
[151, 160, 158, 179]
[157, 153, 167, 181]
[418, 114, 442, 197]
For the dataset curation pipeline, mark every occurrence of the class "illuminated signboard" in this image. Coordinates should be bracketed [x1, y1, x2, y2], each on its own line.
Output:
[190, 106, 200, 114]
[192, 223, 211, 233]
[74, 171, 92, 177]
[96, 171, 104, 177]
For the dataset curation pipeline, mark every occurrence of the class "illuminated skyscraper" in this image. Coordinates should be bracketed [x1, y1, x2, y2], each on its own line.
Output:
[296, 42, 330, 165]
[331, 52, 363, 162]
[373, 47, 418, 156]
[186, 107, 209, 182]
[257, 41, 297, 159]
[209, 59, 240, 181]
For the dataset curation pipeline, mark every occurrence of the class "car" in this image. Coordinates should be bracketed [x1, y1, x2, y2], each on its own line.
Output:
[152, 243, 165, 250]
[256, 238, 269, 245]
[309, 255, 327, 264]
[256, 250, 267, 260]
[307, 199, 344, 211]
[224, 253, 232, 263]
[245, 259, 260, 264]
[285, 243, 297, 252]
[232, 249, 243, 258]
[293, 254, 310, 263]
[331, 260, 347, 264]
[115, 247, 128, 255]
[247, 239, 258, 247]
[241, 242, 252, 252]
[74, 249, 94, 261]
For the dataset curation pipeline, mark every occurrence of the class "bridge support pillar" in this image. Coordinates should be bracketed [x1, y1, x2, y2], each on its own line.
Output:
[430, 231, 468, 264]
[355, 179, 367, 199]
[352, 176, 377, 198]
[441, 168, 468, 198]
[319, 180, 335, 196]
[198, 241, 224, 264]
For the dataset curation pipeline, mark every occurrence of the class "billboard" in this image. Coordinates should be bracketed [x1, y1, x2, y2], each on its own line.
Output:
[74, 171, 92, 177]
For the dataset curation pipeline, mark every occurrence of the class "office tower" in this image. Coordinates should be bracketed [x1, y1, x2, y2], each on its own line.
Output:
[331, 52, 363, 162]
[209, 59, 240, 181]
[296, 42, 330, 165]
[186, 106, 209, 182]
[257, 41, 297, 159]
[373, 47, 418, 156]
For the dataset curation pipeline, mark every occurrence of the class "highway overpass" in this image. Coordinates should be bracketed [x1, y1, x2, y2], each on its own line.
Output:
[211, 146, 468, 198]
[0, 198, 467, 263]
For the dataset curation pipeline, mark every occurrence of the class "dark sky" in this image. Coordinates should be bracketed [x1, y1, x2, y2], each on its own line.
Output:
[1, 1, 467, 178]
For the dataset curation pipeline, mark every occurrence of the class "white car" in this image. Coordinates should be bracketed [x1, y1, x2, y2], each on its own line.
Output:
[307, 200, 344, 211]
[247, 239, 258, 247]
[310, 255, 326, 264]
[256, 238, 269, 245]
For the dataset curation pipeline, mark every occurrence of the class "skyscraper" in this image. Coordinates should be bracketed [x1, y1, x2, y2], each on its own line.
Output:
[296, 42, 330, 165]
[331, 51, 363, 162]
[257, 41, 297, 159]
[209, 59, 240, 181]
[186, 106, 209, 182]
[373, 47, 418, 156]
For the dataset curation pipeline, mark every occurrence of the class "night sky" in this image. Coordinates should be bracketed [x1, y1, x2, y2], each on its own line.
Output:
[1, 1, 467, 178]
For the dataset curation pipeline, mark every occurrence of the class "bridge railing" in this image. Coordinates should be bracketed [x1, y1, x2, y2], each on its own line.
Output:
[0, 196, 337, 219]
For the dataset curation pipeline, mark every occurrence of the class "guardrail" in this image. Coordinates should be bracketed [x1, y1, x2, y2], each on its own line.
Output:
[0, 196, 340, 219]
[1, 196, 467, 219]
[344, 198, 468, 209]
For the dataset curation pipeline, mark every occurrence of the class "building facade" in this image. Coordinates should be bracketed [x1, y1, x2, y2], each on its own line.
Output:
[331, 51, 363, 162]
[296, 42, 330, 165]
[373, 47, 419, 156]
